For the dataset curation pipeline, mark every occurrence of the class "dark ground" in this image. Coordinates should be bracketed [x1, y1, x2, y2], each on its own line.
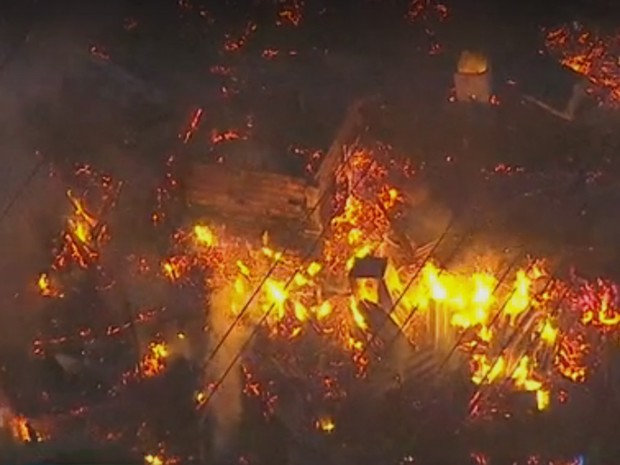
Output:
[1, 0, 620, 464]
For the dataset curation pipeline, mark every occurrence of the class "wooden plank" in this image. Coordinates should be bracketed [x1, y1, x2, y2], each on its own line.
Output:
[186, 163, 323, 232]
[187, 193, 306, 219]
[188, 170, 310, 197]
[188, 179, 308, 196]
[187, 188, 307, 208]
[313, 96, 379, 228]
[188, 190, 308, 209]
[187, 166, 313, 199]
[192, 163, 309, 186]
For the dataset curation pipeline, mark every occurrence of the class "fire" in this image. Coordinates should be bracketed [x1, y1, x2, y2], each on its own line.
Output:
[143, 452, 179, 465]
[540, 320, 558, 345]
[573, 278, 620, 329]
[457, 51, 489, 74]
[193, 224, 216, 247]
[471, 354, 505, 385]
[141, 342, 170, 377]
[37, 272, 63, 298]
[161, 256, 191, 282]
[32, 119, 620, 453]
[315, 416, 335, 433]
[536, 388, 550, 411]
[349, 296, 368, 331]
[43, 169, 119, 276]
[545, 23, 620, 106]
[66, 190, 97, 244]
[9, 416, 35, 443]
[145, 144, 620, 414]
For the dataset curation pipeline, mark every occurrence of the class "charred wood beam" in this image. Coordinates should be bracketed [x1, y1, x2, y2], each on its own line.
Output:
[186, 162, 321, 233]
[522, 95, 574, 122]
[314, 96, 380, 228]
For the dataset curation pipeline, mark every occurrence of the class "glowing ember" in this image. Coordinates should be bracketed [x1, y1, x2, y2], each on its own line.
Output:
[546, 23, 620, 106]
[145, 143, 620, 414]
[33, 107, 620, 459]
[276, 0, 304, 27]
[144, 454, 165, 465]
[315, 416, 335, 433]
[141, 342, 170, 377]
[9, 416, 35, 443]
[193, 224, 216, 247]
[37, 272, 63, 298]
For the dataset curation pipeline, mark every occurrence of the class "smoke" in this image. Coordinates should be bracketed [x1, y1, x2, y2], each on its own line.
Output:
[401, 179, 453, 247]
[0, 9, 168, 349]
[205, 283, 250, 459]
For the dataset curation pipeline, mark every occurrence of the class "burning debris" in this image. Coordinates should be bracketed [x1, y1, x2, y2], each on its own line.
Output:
[2, 3, 620, 465]
[39, 142, 620, 454]
[5, 110, 619, 464]
[545, 23, 620, 107]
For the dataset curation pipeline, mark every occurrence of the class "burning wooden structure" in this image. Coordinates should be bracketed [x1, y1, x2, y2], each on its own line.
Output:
[186, 162, 321, 236]
[185, 96, 378, 237]
[5, 78, 615, 464]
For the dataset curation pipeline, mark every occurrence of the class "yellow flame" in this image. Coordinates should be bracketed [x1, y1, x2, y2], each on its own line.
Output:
[349, 296, 368, 331]
[540, 320, 558, 345]
[144, 454, 164, 465]
[194, 224, 216, 246]
[457, 51, 488, 74]
[315, 416, 335, 433]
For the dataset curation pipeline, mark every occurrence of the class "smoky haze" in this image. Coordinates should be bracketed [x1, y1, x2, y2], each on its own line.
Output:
[205, 284, 252, 461]
[0, 5, 172, 354]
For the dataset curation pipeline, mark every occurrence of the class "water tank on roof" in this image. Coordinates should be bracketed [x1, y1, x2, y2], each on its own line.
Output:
[454, 51, 493, 104]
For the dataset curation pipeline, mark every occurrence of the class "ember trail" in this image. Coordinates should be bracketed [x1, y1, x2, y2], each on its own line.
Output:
[0, 1, 619, 464]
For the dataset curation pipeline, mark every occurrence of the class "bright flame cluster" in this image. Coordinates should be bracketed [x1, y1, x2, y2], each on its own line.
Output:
[33, 146, 620, 425]
[153, 147, 620, 415]
[545, 23, 620, 106]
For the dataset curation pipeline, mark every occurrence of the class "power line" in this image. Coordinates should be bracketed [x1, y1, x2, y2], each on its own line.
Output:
[200, 195, 462, 423]
[466, 268, 560, 395]
[394, 266, 565, 452]
[468, 283, 570, 415]
[374, 207, 518, 360]
[202, 149, 376, 371]
[358, 211, 464, 362]
[433, 250, 529, 376]
[0, 158, 45, 223]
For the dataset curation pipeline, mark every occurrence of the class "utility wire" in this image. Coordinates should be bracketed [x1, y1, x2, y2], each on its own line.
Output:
[202, 146, 376, 371]
[433, 251, 529, 376]
[376, 208, 519, 359]
[0, 158, 45, 223]
[396, 267, 565, 453]
[466, 271, 563, 410]
[359, 211, 464, 362]
[468, 283, 570, 415]
[200, 193, 463, 423]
